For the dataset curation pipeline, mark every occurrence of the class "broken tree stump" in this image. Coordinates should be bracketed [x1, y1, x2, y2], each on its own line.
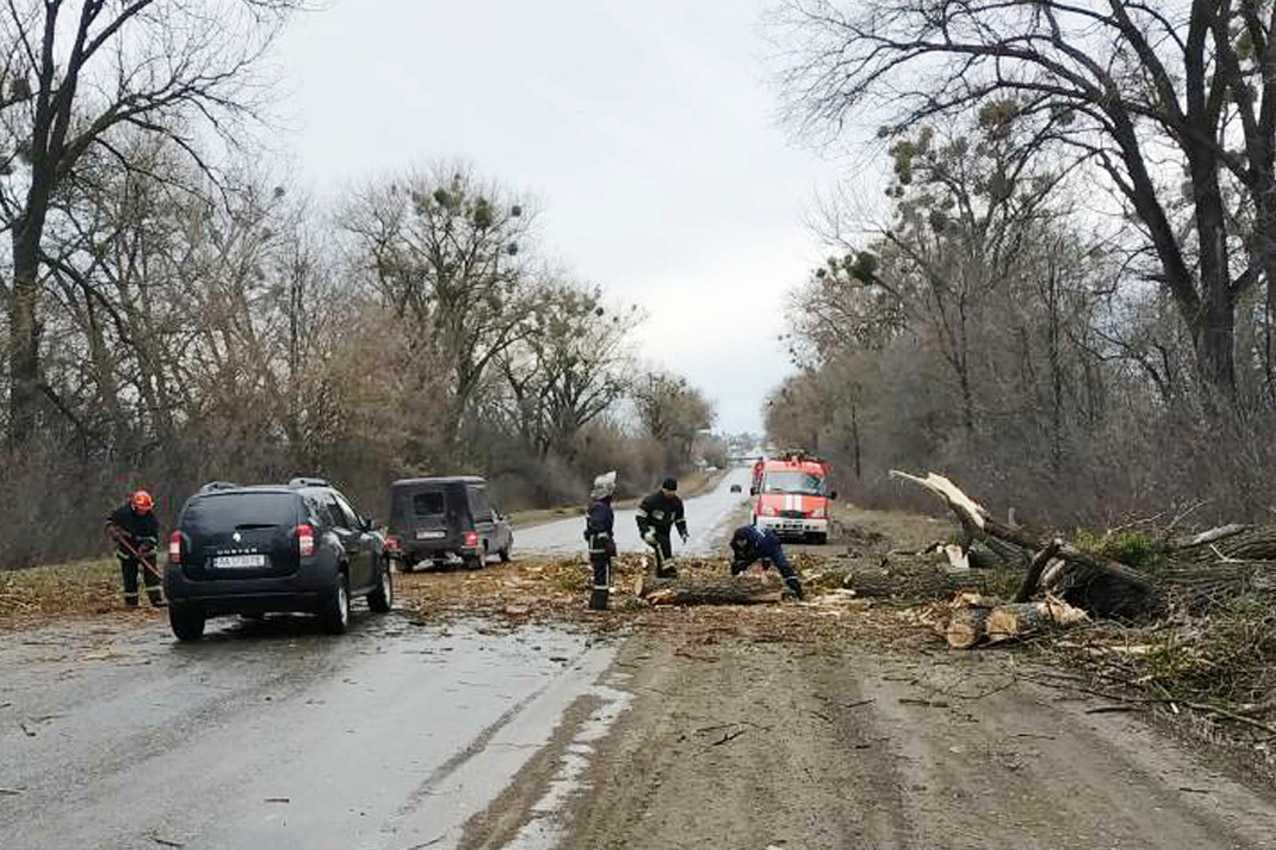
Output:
[636, 573, 785, 606]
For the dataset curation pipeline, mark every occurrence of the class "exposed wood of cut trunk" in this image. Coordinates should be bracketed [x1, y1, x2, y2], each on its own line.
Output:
[946, 607, 989, 650]
[985, 603, 1051, 644]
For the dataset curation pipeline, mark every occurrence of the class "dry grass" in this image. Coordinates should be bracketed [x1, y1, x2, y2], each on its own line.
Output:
[0, 558, 165, 632]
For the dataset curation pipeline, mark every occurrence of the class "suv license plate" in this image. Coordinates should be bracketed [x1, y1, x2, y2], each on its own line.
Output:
[416, 530, 445, 540]
[213, 554, 267, 569]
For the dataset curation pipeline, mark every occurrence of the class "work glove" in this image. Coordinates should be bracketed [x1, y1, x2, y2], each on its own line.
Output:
[642, 530, 656, 546]
[679, 531, 689, 545]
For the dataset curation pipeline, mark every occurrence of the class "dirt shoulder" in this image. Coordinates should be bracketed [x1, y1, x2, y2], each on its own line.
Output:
[459, 629, 1276, 850]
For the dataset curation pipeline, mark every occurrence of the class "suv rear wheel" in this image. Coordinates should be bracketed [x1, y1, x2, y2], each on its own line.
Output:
[320, 573, 351, 634]
[170, 605, 206, 642]
[368, 559, 393, 613]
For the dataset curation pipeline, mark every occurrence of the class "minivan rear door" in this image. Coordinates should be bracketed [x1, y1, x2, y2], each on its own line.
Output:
[467, 485, 497, 560]
[401, 486, 451, 543]
[181, 492, 302, 580]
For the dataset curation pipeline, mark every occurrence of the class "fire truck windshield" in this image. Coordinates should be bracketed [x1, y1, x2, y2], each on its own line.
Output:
[762, 471, 827, 496]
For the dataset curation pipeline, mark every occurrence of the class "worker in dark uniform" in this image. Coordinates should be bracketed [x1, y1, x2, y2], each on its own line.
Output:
[584, 471, 617, 611]
[105, 490, 163, 607]
[635, 477, 687, 578]
[729, 525, 804, 599]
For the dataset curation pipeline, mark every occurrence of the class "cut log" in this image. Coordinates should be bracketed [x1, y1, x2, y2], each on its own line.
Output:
[985, 603, 1051, 643]
[637, 573, 784, 606]
[946, 607, 989, 649]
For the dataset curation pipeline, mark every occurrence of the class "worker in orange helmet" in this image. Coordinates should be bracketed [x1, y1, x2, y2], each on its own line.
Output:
[105, 490, 163, 607]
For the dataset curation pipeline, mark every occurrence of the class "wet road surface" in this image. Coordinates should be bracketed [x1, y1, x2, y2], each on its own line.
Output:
[514, 467, 752, 556]
[0, 611, 617, 850]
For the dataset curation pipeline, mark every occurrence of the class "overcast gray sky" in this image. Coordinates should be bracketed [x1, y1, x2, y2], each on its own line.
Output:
[274, 0, 853, 434]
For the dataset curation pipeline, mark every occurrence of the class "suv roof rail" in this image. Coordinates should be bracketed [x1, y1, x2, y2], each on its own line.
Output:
[288, 476, 329, 488]
[198, 480, 240, 494]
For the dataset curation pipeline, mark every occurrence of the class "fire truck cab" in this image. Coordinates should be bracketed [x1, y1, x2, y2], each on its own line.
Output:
[750, 451, 835, 544]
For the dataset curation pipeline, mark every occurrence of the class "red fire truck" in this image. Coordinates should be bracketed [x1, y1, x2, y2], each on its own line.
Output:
[749, 451, 835, 544]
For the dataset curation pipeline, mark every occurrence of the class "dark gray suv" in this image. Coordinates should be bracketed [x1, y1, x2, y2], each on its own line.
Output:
[164, 478, 391, 641]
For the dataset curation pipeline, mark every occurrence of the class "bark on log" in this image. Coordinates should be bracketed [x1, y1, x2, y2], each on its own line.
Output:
[1014, 539, 1063, 603]
[891, 471, 1160, 618]
[1174, 526, 1276, 563]
[637, 573, 784, 606]
[946, 607, 989, 649]
[832, 562, 1001, 599]
[985, 603, 1051, 644]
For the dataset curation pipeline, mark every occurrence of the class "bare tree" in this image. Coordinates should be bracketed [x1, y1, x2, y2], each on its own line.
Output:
[343, 163, 536, 460]
[776, 0, 1276, 403]
[0, 0, 300, 445]
[499, 281, 639, 460]
[631, 371, 715, 468]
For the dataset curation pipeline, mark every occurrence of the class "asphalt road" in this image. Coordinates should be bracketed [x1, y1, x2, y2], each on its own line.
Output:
[0, 612, 619, 850]
[513, 467, 752, 556]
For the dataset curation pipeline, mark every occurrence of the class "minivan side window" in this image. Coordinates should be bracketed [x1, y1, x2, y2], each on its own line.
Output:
[469, 487, 493, 523]
[323, 496, 350, 530]
[332, 493, 362, 529]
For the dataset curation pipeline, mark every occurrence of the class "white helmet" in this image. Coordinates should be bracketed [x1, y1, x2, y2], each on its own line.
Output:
[590, 470, 617, 499]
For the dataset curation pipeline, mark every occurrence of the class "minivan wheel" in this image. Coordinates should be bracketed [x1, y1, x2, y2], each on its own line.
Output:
[320, 574, 350, 634]
[368, 560, 393, 613]
[170, 605, 206, 642]
[462, 553, 483, 571]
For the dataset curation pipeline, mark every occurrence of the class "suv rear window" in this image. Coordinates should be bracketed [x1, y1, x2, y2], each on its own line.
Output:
[184, 492, 300, 529]
[412, 491, 445, 516]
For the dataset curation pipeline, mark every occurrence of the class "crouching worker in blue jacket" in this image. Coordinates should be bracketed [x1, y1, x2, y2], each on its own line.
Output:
[729, 525, 803, 600]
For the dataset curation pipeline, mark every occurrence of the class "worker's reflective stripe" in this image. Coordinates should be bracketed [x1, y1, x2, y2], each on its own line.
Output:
[122, 592, 139, 599]
[593, 584, 609, 591]
[636, 508, 649, 517]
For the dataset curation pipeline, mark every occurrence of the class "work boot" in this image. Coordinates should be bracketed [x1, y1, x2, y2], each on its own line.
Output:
[589, 589, 609, 611]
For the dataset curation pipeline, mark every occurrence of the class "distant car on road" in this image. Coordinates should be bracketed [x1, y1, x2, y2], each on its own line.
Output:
[730, 483, 743, 493]
[164, 478, 392, 641]
[387, 476, 513, 571]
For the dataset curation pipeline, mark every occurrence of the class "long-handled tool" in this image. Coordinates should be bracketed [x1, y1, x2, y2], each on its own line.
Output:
[108, 529, 165, 587]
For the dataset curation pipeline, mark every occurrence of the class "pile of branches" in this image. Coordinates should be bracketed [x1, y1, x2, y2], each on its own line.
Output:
[890, 471, 1276, 619]
[892, 470, 1276, 733]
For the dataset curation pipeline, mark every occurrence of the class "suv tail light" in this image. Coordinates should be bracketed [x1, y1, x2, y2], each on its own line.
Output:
[463, 530, 479, 548]
[384, 535, 401, 552]
[296, 524, 315, 557]
[168, 530, 182, 564]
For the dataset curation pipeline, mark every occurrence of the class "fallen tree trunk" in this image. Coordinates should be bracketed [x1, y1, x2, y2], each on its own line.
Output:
[1173, 526, 1276, 564]
[636, 573, 784, 606]
[821, 561, 1003, 599]
[891, 471, 1160, 618]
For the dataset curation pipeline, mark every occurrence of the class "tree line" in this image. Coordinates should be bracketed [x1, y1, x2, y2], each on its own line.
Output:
[0, 2, 715, 568]
[768, 1, 1276, 526]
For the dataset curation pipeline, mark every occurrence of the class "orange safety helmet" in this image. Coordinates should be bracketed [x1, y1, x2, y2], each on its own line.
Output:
[131, 490, 154, 513]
